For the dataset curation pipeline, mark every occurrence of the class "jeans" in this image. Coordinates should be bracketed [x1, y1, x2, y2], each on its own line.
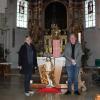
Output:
[24, 69, 32, 93]
[66, 65, 80, 92]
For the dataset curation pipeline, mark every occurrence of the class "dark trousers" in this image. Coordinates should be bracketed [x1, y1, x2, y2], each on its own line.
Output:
[24, 67, 32, 93]
[66, 65, 80, 92]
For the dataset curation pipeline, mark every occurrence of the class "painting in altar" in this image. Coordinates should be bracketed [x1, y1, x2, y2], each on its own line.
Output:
[44, 24, 67, 57]
[52, 40, 61, 57]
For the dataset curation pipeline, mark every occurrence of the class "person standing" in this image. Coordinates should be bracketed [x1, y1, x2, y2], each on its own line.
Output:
[18, 35, 38, 96]
[63, 34, 83, 95]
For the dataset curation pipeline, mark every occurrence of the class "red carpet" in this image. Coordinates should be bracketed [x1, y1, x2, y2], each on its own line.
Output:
[37, 87, 61, 93]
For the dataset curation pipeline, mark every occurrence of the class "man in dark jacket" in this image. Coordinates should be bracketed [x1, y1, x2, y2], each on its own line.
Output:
[18, 35, 38, 96]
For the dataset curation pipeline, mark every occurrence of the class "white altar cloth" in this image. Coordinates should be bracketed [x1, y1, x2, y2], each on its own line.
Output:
[37, 57, 66, 67]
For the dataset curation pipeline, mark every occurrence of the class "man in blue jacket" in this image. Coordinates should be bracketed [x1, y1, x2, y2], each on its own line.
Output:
[18, 35, 38, 96]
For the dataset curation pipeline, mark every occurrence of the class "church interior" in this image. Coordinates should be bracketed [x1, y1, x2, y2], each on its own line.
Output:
[0, 0, 100, 100]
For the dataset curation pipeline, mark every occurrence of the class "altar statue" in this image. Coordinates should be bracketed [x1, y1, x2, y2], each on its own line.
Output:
[51, 24, 61, 57]
[44, 57, 55, 87]
[51, 24, 61, 39]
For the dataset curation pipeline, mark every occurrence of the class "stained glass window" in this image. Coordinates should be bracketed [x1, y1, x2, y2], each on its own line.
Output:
[85, 0, 96, 28]
[17, 0, 28, 28]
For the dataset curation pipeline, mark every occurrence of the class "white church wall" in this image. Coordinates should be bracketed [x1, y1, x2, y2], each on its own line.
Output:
[8, 29, 27, 68]
[0, 0, 7, 44]
[6, 0, 28, 68]
[0, 0, 7, 13]
[96, 0, 100, 28]
[84, 0, 100, 66]
[0, 0, 8, 60]
[84, 28, 100, 66]
[0, 23, 4, 44]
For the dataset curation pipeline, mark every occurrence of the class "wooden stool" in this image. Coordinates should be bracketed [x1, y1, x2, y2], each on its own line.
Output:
[95, 94, 100, 100]
[0, 63, 11, 78]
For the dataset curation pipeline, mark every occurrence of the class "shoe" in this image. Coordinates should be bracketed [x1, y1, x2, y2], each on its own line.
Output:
[74, 91, 80, 95]
[30, 80, 33, 84]
[64, 91, 71, 95]
[46, 84, 54, 88]
[25, 92, 30, 96]
[46, 84, 51, 87]
[29, 91, 34, 95]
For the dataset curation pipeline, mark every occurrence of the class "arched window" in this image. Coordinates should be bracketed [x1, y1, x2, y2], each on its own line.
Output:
[16, 0, 28, 28]
[85, 0, 96, 28]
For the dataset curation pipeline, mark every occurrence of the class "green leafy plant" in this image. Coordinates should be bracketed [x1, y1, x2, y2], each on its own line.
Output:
[81, 42, 91, 67]
[0, 44, 4, 61]
[0, 44, 10, 62]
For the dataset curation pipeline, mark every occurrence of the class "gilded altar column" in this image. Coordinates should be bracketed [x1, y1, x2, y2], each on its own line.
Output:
[28, 0, 44, 53]
[28, 0, 40, 30]
[30, 0, 43, 28]
[68, 0, 74, 33]
[73, 1, 84, 43]
[67, 0, 84, 44]
[28, 1, 33, 34]
[38, 0, 43, 28]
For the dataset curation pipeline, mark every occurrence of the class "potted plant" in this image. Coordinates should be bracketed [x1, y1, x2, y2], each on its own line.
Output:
[81, 42, 91, 67]
[0, 44, 4, 62]
[0, 44, 10, 62]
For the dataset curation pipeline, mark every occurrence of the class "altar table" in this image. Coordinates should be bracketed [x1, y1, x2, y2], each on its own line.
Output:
[37, 57, 87, 91]
[37, 57, 65, 85]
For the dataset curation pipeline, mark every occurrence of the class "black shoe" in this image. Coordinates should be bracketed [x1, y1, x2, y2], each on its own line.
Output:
[64, 91, 71, 95]
[74, 91, 80, 95]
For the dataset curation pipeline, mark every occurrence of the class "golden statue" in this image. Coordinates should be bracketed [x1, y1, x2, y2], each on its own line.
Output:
[51, 24, 61, 39]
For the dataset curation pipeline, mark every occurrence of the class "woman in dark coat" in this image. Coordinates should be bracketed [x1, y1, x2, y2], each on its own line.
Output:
[18, 35, 38, 96]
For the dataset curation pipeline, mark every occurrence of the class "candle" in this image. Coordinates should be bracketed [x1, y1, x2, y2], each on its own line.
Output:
[78, 32, 81, 43]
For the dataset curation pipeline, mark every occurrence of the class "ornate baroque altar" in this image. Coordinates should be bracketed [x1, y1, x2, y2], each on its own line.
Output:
[28, 0, 84, 53]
